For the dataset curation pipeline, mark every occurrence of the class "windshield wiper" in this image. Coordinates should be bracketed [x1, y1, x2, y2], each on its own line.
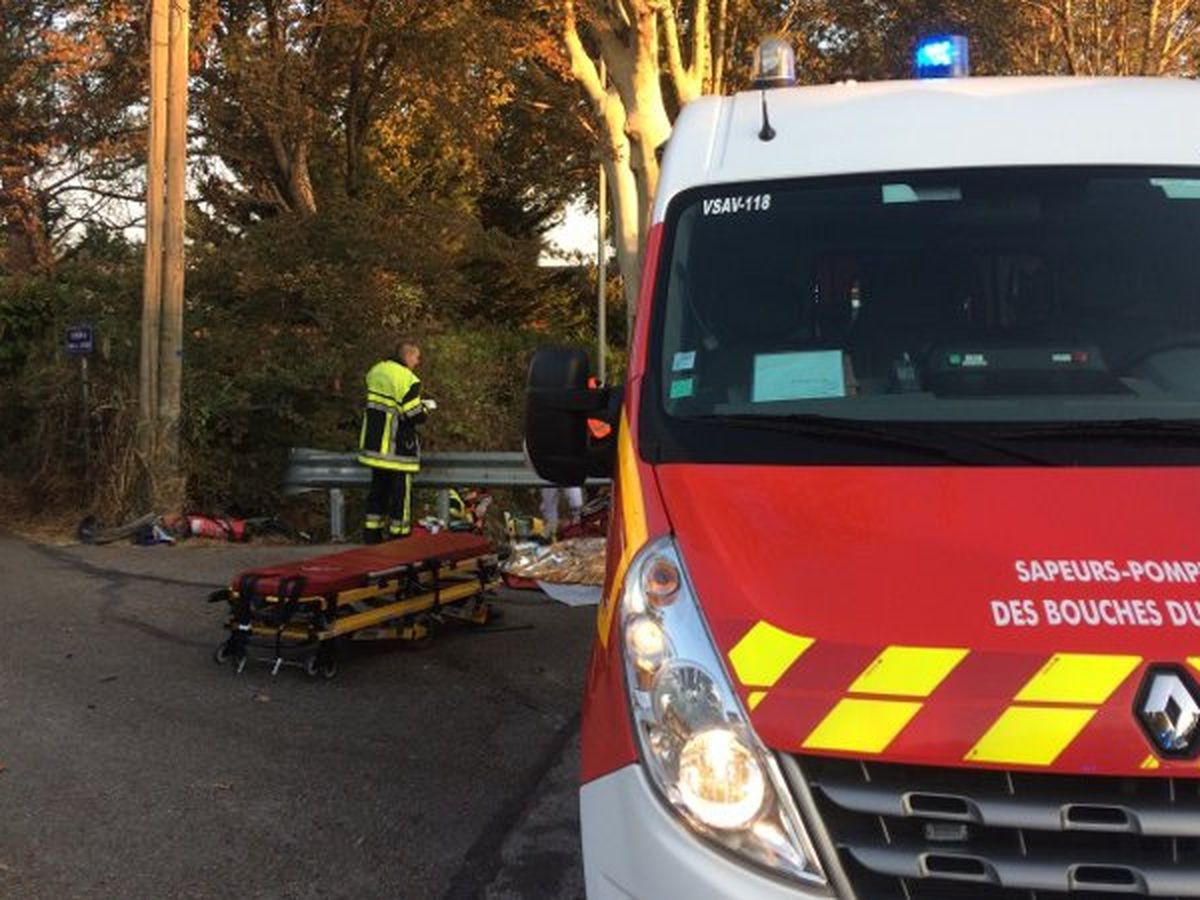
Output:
[685, 414, 979, 463]
[688, 414, 1058, 465]
[999, 419, 1200, 442]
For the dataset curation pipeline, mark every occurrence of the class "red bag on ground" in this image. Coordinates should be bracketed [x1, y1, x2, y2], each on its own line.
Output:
[164, 514, 249, 541]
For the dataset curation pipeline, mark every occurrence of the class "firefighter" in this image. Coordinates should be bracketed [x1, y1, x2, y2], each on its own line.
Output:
[357, 340, 433, 543]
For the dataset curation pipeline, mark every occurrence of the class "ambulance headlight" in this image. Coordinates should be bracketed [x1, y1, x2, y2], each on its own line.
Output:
[619, 538, 825, 884]
[678, 729, 766, 830]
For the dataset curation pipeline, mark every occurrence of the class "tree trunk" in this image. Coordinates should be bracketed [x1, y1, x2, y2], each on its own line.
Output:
[257, 0, 318, 215]
[604, 127, 642, 335]
[602, 46, 667, 334]
[563, 0, 679, 340]
[345, 106, 362, 197]
[563, 0, 738, 339]
[265, 122, 317, 215]
[344, 20, 373, 198]
[289, 139, 317, 214]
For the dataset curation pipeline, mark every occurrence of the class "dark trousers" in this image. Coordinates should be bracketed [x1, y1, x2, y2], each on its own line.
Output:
[363, 468, 413, 543]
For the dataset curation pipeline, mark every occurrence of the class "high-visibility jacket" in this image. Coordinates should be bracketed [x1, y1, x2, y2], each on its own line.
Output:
[357, 359, 425, 472]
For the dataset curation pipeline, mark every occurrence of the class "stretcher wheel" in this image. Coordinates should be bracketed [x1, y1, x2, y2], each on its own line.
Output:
[302, 654, 336, 679]
[214, 641, 231, 665]
[313, 644, 338, 680]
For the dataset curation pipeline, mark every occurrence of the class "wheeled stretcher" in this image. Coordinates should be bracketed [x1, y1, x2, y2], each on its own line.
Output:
[210, 532, 500, 678]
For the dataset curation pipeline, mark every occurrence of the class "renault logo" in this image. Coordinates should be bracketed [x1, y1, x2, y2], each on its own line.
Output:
[1136, 667, 1200, 758]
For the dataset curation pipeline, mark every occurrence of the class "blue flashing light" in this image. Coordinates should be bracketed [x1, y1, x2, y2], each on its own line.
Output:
[915, 35, 970, 79]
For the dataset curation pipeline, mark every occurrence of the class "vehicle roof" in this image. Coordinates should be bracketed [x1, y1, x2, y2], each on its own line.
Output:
[653, 76, 1200, 221]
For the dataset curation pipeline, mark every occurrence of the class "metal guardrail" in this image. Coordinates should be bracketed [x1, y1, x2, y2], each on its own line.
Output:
[284, 448, 563, 493]
[284, 448, 605, 541]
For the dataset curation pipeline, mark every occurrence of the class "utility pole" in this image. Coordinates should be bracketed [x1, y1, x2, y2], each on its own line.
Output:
[138, 0, 188, 509]
[138, 0, 168, 458]
[158, 0, 189, 506]
[596, 58, 607, 386]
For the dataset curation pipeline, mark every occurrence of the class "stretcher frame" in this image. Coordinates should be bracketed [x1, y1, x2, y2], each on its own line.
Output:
[211, 546, 500, 679]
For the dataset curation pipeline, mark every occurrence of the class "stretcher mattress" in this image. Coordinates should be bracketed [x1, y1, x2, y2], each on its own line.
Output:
[231, 532, 493, 597]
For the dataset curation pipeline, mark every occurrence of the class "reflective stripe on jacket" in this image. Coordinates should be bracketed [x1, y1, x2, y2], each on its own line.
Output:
[357, 359, 424, 472]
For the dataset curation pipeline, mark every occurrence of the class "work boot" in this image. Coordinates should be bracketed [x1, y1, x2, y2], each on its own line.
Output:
[363, 528, 383, 545]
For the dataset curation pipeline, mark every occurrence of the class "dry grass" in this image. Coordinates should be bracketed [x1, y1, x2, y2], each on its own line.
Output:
[0, 476, 83, 545]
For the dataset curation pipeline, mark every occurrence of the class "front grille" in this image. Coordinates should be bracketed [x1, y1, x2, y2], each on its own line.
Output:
[794, 755, 1200, 899]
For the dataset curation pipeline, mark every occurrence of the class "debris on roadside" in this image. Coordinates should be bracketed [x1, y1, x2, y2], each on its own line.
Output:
[537, 582, 603, 607]
[502, 537, 606, 586]
[76, 513, 158, 545]
[76, 512, 312, 546]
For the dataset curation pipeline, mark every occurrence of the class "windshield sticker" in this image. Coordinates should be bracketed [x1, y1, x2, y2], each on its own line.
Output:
[992, 558, 1200, 629]
[752, 351, 845, 403]
[882, 183, 963, 204]
[947, 352, 988, 368]
[702, 193, 772, 216]
[672, 350, 697, 372]
[669, 377, 695, 399]
[1152, 178, 1200, 200]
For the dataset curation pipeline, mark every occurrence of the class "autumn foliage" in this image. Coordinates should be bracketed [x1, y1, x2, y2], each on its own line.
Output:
[2, 0, 1199, 526]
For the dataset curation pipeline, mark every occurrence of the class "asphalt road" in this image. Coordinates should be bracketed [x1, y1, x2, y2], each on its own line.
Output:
[0, 534, 592, 899]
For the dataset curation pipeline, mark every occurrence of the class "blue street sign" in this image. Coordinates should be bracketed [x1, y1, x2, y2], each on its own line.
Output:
[65, 324, 95, 356]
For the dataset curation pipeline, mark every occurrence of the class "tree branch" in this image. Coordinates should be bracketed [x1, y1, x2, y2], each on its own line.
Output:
[659, 2, 692, 102]
[1155, 0, 1196, 74]
[712, 0, 728, 94]
[49, 185, 149, 203]
[564, 0, 609, 107]
[691, 0, 709, 90]
[1061, 0, 1082, 75]
[606, 0, 636, 34]
[1143, 0, 1164, 73]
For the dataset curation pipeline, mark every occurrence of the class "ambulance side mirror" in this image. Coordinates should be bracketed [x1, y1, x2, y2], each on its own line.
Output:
[525, 348, 618, 486]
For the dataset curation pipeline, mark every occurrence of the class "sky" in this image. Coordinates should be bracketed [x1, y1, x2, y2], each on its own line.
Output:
[542, 197, 602, 266]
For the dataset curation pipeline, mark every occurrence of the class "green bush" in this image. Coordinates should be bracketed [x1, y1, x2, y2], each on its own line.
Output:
[0, 257, 144, 516]
[0, 203, 602, 524]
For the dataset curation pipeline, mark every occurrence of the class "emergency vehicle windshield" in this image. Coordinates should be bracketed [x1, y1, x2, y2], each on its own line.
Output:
[647, 166, 1200, 466]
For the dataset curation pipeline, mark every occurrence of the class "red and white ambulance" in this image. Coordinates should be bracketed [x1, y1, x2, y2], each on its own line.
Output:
[527, 36, 1200, 898]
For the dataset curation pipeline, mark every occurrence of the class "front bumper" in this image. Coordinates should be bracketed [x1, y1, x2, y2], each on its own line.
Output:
[580, 764, 831, 899]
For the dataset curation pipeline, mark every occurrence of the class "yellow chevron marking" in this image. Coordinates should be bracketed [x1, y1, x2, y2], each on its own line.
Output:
[849, 645, 969, 698]
[1014, 653, 1141, 705]
[1187, 657, 1200, 675]
[967, 706, 1096, 766]
[728, 621, 815, 689]
[597, 413, 648, 647]
[803, 698, 923, 754]
[747, 691, 767, 711]
[1141, 754, 1161, 770]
